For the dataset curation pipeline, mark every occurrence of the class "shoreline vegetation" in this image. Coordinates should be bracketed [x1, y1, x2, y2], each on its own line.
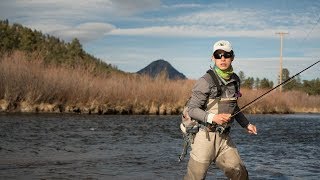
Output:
[1, 52, 320, 115]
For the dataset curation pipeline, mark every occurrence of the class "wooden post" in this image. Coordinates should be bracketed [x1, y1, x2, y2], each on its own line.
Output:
[276, 32, 288, 92]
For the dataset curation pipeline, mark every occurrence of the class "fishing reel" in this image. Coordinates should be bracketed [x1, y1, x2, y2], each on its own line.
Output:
[215, 126, 225, 134]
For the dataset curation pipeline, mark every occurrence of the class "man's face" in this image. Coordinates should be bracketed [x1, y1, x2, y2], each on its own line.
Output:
[212, 50, 234, 70]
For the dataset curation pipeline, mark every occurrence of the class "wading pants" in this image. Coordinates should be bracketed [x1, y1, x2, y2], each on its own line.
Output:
[184, 129, 248, 180]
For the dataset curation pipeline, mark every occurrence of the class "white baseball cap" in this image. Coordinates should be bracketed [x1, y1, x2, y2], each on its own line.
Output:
[213, 40, 233, 53]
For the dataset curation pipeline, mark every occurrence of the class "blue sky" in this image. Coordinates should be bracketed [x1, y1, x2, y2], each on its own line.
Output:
[1, 0, 320, 83]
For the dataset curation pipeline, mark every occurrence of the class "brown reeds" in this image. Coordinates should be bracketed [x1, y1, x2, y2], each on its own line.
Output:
[0, 51, 319, 114]
[238, 89, 320, 114]
[0, 51, 194, 114]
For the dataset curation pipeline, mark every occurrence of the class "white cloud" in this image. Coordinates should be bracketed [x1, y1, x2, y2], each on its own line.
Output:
[1, 0, 161, 42]
[109, 25, 320, 39]
[173, 10, 263, 28]
[4, 0, 161, 17]
[233, 56, 320, 83]
[53, 22, 116, 42]
[162, 3, 205, 9]
[303, 48, 320, 57]
[109, 0, 161, 15]
[110, 25, 202, 37]
[104, 6, 320, 39]
[2, 0, 320, 45]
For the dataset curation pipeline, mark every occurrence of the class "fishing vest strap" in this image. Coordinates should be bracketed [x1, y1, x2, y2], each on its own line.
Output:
[206, 69, 240, 97]
[206, 69, 222, 97]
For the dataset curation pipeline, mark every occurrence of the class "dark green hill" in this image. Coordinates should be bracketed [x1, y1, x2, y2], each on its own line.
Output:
[0, 19, 120, 73]
[137, 59, 187, 80]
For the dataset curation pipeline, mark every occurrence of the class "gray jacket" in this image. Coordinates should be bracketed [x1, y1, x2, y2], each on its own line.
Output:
[187, 69, 249, 128]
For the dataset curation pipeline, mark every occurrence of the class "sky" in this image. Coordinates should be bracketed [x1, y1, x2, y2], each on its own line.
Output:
[1, 0, 320, 83]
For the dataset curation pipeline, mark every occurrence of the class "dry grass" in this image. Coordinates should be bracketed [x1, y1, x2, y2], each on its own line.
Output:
[239, 89, 320, 113]
[0, 51, 319, 114]
[0, 51, 194, 114]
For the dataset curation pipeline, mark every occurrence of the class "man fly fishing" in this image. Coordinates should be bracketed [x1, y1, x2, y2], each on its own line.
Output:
[181, 40, 257, 180]
[180, 39, 320, 179]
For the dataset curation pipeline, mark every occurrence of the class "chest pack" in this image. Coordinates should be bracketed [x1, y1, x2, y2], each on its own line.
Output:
[180, 69, 239, 132]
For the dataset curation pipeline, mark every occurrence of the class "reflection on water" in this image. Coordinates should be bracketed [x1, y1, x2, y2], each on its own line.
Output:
[0, 113, 319, 179]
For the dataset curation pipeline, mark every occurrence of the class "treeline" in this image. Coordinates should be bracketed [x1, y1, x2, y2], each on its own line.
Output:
[238, 69, 320, 95]
[0, 19, 119, 74]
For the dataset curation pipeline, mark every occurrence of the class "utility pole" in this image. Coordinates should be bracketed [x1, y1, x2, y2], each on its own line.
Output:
[276, 32, 288, 92]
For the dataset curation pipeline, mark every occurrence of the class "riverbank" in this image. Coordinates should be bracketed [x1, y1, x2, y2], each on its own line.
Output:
[0, 99, 183, 115]
[1, 92, 319, 115]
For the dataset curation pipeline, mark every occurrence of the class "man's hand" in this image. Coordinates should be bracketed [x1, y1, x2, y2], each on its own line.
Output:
[213, 113, 231, 125]
[247, 124, 257, 135]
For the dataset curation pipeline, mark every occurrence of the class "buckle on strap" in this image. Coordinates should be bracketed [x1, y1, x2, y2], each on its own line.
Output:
[204, 123, 231, 134]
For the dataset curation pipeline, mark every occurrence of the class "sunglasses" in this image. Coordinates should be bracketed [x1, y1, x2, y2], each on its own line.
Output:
[213, 52, 233, 59]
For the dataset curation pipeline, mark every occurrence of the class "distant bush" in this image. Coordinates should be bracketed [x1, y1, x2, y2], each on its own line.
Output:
[239, 69, 320, 95]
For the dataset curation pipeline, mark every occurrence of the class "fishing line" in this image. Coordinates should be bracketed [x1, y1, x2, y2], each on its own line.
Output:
[231, 3, 320, 117]
[231, 60, 320, 118]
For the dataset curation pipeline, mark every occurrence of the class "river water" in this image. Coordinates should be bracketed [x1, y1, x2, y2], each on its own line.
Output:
[0, 113, 319, 180]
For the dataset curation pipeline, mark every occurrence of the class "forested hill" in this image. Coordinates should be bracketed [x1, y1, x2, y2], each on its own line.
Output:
[0, 19, 119, 73]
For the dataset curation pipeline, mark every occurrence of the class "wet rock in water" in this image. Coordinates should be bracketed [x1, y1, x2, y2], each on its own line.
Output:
[132, 105, 148, 114]
[159, 104, 166, 115]
[20, 101, 35, 112]
[149, 102, 159, 115]
[38, 103, 56, 112]
[0, 99, 9, 111]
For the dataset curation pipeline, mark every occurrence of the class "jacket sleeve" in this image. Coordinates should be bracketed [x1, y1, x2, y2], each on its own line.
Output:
[234, 105, 250, 128]
[187, 77, 211, 123]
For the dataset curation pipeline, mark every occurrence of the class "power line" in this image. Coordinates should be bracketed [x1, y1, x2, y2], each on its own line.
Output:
[302, 15, 320, 43]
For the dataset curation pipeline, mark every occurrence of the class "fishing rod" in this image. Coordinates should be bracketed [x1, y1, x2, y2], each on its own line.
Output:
[231, 60, 320, 118]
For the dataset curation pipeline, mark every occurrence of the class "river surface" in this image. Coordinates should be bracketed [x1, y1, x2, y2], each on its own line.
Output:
[0, 113, 319, 180]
